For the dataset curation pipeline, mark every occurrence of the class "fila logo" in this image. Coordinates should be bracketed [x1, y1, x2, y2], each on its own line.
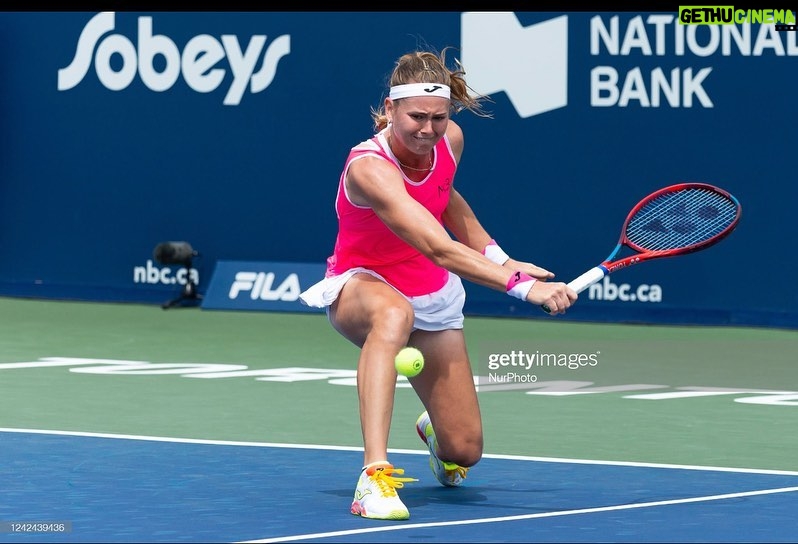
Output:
[229, 271, 301, 301]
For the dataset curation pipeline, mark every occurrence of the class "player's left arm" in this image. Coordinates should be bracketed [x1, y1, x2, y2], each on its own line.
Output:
[443, 188, 555, 281]
[441, 188, 491, 256]
[441, 121, 498, 257]
[442, 119, 554, 281]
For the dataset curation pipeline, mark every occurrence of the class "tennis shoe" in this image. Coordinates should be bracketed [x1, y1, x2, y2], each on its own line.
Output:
[416, 411, 469, 487]
[350, 462, 416, 520]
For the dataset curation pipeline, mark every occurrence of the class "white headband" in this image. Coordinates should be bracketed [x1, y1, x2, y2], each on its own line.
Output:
[389, 83, 451, 100]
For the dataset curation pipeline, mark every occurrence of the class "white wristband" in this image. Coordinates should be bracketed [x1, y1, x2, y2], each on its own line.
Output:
[483, 239, 510, 265]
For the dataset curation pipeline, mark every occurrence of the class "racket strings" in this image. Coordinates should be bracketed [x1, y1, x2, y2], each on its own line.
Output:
[626, 188, 739, 251]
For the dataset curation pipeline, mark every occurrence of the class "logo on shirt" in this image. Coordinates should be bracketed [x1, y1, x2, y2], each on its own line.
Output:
[438, 178, 452, 197]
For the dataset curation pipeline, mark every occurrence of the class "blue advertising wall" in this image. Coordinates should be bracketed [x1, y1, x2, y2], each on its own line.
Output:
[0, 11, 795, 328]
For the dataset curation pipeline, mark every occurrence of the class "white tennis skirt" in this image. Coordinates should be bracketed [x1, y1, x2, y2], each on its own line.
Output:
[299, 267, 465, 331]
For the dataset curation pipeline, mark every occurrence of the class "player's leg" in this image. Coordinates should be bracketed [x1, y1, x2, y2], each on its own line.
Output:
[409, 327, 483, 484]
[330, 273, 414, 465]
[329, 273, 417, 519]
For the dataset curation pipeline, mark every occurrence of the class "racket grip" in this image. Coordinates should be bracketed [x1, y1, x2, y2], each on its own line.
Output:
[567, 267, 607, 294]
[541, 266, 606, 314]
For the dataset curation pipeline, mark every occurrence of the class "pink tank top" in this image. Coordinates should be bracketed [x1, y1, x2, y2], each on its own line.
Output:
[326, 129, 457, 296]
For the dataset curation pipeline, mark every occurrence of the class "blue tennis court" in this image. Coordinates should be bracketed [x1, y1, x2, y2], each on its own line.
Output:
[3, 428, 797, 543]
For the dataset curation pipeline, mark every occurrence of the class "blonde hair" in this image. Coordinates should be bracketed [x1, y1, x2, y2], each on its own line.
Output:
[370, 47, 492, 131]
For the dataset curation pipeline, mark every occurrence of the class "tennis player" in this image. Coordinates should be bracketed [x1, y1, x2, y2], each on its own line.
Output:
[300, 48, 577, 520]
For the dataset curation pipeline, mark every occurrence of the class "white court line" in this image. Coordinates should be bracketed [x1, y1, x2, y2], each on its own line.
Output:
[238, 486, 798, 543]
[2, 427, 798, 477]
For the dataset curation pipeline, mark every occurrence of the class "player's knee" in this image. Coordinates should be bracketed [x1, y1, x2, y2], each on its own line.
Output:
[438, 433, 483, 468]
[371, 300, 414, 343]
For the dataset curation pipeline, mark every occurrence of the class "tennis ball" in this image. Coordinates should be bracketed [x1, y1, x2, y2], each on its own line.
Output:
[395, 347, 424, 378]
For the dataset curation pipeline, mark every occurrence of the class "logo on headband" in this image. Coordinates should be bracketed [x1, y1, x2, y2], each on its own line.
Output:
[389, 83, 451, 100]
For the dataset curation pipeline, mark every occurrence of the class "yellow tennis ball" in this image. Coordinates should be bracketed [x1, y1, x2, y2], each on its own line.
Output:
[395, 347, 424, 378]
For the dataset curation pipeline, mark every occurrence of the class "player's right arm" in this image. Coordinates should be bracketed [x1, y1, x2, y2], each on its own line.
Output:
[344, 158, 574, 312]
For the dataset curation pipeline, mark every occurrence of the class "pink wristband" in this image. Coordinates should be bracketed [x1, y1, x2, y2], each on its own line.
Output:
[506, 271, 536, 300]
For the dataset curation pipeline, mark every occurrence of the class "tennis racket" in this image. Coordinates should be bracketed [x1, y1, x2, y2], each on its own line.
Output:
[542, 182, 742, 314]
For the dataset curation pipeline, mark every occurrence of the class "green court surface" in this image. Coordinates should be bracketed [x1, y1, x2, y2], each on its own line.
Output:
[1, 296, 796, 474]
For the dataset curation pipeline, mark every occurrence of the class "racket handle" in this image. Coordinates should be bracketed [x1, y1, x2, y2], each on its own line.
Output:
[541, 266, 606, 314]
[567, 267, 607, 294]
